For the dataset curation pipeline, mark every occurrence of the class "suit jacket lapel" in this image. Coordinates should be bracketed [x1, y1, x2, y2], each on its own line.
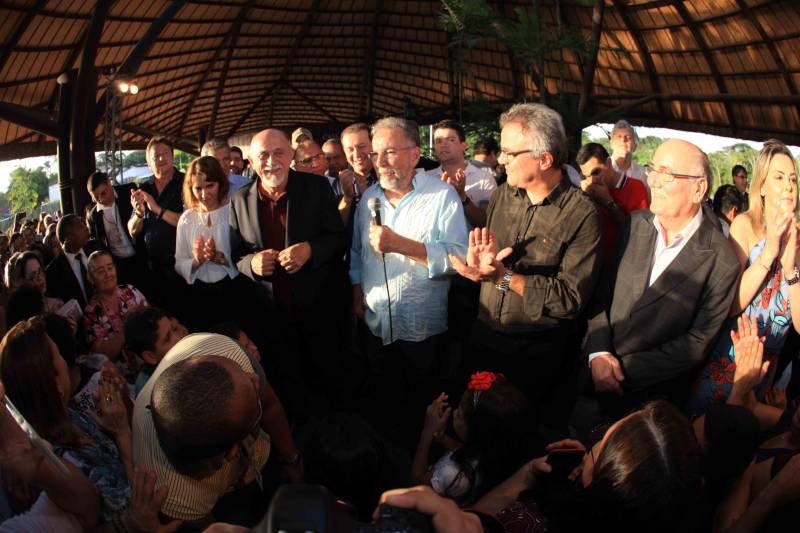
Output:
[92, 208, 107, 247]
[632, 215, 714, 313]
[627, 216, 656, 309]
[245, 180, 264, 249]
[285, 172, 297, 248]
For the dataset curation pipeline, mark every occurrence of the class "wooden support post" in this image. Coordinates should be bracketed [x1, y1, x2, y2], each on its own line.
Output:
[57, 71, 74, 215]
[70, 0, 113, 215]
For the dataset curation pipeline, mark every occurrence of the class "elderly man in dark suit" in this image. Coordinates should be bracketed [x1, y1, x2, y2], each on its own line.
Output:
[86, 171, 147, 293]
[576, 139, 740, 428]
[230, 128, 345, 418]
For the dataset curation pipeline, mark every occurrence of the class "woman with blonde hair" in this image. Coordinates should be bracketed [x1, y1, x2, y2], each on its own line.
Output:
[690, 139, 800, 415]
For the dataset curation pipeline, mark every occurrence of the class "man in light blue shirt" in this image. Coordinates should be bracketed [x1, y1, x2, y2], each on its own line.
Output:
[349, 117, 467, 444]
[201, 138, 251, 195]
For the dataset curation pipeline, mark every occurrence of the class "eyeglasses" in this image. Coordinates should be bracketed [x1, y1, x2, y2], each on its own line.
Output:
[296, 152, 324, 166]
[368, 146, 416, 162]
[25, 268, 43, 281]
[645, 164, 705, 182]
[498, 149, 535, 163]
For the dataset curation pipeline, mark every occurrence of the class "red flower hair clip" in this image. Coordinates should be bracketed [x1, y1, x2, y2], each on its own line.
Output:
[468, 371, 504, 406]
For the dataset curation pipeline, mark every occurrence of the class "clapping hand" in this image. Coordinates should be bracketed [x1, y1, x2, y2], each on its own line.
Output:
[422, 393, 451, 440]
[192, 235, 207, 265]
[441, 168, 466, 200]
[729, 315, 768, 404]
[450, 228, 512, 283]
[91, 379, 130, 438]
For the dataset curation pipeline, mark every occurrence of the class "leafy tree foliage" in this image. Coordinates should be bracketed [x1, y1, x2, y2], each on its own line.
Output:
[7, 166, 51, 214]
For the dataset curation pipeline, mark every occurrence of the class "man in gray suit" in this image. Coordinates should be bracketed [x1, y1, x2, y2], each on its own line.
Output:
[580, 139, 739, 420]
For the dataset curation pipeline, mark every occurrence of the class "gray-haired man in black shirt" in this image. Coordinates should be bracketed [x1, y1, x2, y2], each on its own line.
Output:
[451, 103, 603, 430]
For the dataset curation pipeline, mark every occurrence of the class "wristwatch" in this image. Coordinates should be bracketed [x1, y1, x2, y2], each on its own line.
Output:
[788, 267, 800, 285]
[495, 270, 513, 292]
[280, 451, 303, 467]
[605, 199, 618, 211]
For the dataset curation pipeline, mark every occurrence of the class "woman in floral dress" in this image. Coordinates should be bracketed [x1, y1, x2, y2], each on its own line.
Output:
[84, 250, 148, 364]
[690, 140, 800, 416]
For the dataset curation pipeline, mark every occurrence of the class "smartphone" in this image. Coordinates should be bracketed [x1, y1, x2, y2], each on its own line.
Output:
[546, 450, 584, 476]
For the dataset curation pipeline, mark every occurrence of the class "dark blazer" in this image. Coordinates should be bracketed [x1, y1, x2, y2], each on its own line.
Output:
[584, 206, 740, 398]
[87, 183, 139, 254]
[229, 170, 345, 313]
[46, 251, 94, 309]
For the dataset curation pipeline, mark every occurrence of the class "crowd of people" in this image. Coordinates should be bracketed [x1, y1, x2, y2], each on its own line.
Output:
[1, 105, 799, 532]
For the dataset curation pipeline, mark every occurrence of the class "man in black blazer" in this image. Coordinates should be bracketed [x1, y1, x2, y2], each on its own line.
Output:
[577, 139, 740, 425]
[230, 128, 345, 418]
[86, 171, 148, 293]
[46, 214, 96, 309]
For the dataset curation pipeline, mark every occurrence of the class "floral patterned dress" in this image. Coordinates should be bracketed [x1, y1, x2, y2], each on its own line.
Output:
[84, 284, 148, 346]
[54, 408, 131, 522]
[690, 239, 791, 416]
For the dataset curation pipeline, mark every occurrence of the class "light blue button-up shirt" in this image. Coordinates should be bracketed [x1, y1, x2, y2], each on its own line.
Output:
[349, 172, 468, 345]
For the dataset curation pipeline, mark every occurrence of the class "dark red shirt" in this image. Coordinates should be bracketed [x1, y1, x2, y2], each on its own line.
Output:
[257, 184, 295, 320]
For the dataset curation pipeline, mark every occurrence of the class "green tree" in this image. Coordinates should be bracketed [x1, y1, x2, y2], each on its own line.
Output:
[123, 151, 147, 168]
[7, 166, 49, 214]
[173, 150, 193, 172]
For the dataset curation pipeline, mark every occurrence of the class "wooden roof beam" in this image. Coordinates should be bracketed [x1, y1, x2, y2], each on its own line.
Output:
[0, 100, 59, 137]
[225, 0, 321, 137]
[175, 39, 229, 137]
[671, 0, 737, 133]
[0, 0, 47, 74]
[95, 0, 188, 126]
[610, 0, 667, 118]
[209, 0, 255, 138]
[284, 81, 339, 123]
[591, 93, 800, 105]
[578, 0, 606, 118]
[733, 0, 800, 119]
[358, 0, 383, 119]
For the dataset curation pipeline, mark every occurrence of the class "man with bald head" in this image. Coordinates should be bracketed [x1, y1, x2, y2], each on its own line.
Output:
[577, 138, 739, 424]
[229, 128, 345, 417]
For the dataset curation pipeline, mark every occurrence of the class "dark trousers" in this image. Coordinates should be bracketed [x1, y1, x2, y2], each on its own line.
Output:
[467, 321, 579, 433]
[363, 332, 445, 449]
[147, 262, 188, 319]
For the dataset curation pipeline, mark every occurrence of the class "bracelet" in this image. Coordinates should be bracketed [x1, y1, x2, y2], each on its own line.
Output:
[788, 267, 800, 285]
[156, 208, 165, 220]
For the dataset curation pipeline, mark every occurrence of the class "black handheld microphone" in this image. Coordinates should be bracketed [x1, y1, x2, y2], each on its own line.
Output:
[367, 196, 393, 342]
[367, 197, 382, 226]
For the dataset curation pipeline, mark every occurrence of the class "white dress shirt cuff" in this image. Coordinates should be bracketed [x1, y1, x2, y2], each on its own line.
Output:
[588, 351, 613, 366]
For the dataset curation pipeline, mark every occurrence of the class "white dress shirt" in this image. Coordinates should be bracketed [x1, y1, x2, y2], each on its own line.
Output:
[175, 203, 240, 284]
[97, 199, 136, 258]
[63, 249, 89, 300]
[424, 162, 498, 208]
[649, 207, 704, 286]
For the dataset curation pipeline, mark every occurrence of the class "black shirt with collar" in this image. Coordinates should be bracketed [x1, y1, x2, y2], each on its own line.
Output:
[139, 168, 184, 268]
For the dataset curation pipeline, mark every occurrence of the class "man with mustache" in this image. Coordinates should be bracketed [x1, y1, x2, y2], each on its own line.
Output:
[349, 117, 467, 443]
[229, 128, 345, 419]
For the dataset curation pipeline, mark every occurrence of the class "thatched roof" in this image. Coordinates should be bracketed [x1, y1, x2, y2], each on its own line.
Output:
[1, 0, 799, 161]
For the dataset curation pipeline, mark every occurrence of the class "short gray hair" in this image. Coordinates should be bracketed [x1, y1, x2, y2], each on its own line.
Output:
[201, 138, 230, 157]
[371, 117, 421, 147]
[611, 119, 639, 147]
[499, 103, 567, 165]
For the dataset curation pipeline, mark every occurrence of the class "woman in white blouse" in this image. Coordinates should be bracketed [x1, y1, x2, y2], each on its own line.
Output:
[175, 156, 251, 332]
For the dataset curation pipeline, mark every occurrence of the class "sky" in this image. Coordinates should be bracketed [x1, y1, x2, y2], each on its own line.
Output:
[1, 123, 799, 194]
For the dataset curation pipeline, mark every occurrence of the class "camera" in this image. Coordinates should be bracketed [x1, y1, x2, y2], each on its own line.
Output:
[254, 484, 432, 533]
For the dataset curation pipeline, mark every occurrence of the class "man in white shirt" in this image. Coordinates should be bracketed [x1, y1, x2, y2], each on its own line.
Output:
[609, 119, 650, 197]
[578, 139, 739, 425]
[86, 171, 146, 291]
[424, 119, 497, 228]
[201, 139, 251, 195]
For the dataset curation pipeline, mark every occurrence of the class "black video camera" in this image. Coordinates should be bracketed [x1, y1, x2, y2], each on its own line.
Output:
[254, 484, 432, 533]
